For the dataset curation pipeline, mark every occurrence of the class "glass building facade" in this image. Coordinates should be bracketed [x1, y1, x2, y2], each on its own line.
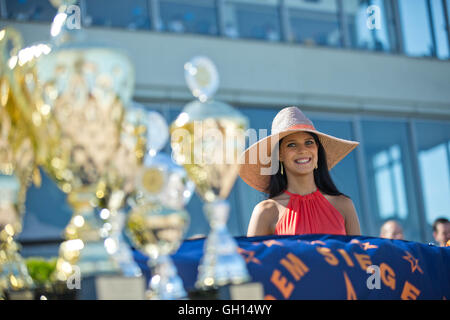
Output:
[2, 0, 450, 59]
[2, 0, 449, 249]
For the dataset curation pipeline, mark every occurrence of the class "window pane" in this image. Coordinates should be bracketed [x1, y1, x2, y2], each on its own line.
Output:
[20, 168, 72, 244]
[343, 0, 396, 52]
[286, 0, 341, 47]
[398, 0, 434, 57]
[6, 0, 57, 22]
[85, 0, 151, 30]
[430, 0, 450, 59]
[415, 121, 450, 242]
[223, 0, 282, 42]
[361, 120, 422, 241]
[159, 0, 218, 36]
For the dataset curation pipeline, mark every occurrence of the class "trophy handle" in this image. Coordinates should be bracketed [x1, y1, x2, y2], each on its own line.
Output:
[0, 27, 23, 65]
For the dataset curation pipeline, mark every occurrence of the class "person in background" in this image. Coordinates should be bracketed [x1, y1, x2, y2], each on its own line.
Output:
[379, 219, 404, 240]
[432, 217, 450, 247]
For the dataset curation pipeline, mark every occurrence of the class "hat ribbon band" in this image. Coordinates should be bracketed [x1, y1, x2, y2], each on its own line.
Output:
[286, 124, 316, 131]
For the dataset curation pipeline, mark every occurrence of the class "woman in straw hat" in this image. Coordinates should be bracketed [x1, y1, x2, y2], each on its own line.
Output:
[239, 107, 361, 237]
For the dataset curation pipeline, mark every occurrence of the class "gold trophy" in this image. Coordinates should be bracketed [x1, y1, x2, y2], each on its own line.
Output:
[13, 0, 136, 280]
[89, 101, 151, 278]
[170, 56, 250, 289]
[126, 108, 194, 299]
[0, 27, 39, 298]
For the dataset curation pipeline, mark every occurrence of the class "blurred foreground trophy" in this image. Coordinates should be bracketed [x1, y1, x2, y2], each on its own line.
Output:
[0, 27, 40, 299]
[91, 101, 154, 278]
[24, 0, 136, 279]
[126, 110, 195, 299]
[170, 56, 250, 289]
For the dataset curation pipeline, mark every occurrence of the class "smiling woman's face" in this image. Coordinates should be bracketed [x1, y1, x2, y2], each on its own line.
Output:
[279, 132, 319, 176]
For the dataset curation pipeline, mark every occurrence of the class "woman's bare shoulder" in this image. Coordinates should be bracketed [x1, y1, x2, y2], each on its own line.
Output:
[247, 199, 280, 236]
[333, 195, 356, 212]
[324, 194, 357, 218]
[328, 194, 361, 235]
[252, 199, 280, 217]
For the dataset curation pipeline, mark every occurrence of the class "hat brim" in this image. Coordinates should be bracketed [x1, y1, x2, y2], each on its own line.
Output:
[238, 129, 359, 193]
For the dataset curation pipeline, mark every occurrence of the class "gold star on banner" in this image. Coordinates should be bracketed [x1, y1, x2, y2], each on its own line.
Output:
[237, 247, 262, 265]
[362, 242, 378, 250]
[263, 240, 283, 247]
[350, 239, 363, 248]
[310, 240, 327, 246]
[402, 251, 423, 274]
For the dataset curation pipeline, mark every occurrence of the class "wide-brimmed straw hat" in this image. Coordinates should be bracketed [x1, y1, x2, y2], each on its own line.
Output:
[238, 106, 359, 193]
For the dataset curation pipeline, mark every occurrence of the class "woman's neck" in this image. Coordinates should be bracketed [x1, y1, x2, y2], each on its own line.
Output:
[286, 172, 317, 196]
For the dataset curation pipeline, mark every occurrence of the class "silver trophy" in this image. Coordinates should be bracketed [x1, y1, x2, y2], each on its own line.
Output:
[126, 109, 195, 299]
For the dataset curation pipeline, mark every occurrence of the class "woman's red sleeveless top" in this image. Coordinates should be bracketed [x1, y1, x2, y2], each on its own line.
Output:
[274, 189, 346, 236]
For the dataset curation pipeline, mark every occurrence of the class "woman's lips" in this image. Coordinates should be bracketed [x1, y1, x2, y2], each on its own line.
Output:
[294, 158, 312, 165]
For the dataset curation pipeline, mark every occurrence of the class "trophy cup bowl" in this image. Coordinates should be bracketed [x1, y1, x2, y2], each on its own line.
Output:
[87, 101, 152, 278]
[35, 42, 135, 279]
[127, 201, 190, 299]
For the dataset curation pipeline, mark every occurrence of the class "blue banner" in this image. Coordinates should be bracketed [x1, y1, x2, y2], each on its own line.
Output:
[133, 234, 450, 300]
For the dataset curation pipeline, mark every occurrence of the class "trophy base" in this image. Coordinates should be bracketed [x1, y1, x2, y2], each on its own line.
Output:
[75, 240, 122, 276]
[147, 255, 187, 300]
[110, 235, 143, 278]
[195, 225, 250, 289]
[78, 274, 146, 300]
[188, 282, 264, 300]
[0, 243, 35, 294]
[4, 288, 35, 300]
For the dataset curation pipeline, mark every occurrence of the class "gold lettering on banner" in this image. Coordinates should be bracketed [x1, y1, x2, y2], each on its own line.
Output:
[316, 247, 339, 266]
[380, 263, 396, 290]
[343, 272, 357, 300]
[270, 269, 294, 299]
[280, 253, 309, 281]
[401, 281, 421, 300]
[337, 249, 355, 267]
[354, 253, 372, 271]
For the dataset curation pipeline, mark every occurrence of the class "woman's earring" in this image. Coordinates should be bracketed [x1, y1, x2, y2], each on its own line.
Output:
[280, 161, 284, 175]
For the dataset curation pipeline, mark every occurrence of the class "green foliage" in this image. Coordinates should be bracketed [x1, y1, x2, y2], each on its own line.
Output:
[25, 257, 57, 286]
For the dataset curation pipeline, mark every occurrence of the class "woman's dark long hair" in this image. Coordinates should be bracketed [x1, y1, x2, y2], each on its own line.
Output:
[266, 132, 348, 199]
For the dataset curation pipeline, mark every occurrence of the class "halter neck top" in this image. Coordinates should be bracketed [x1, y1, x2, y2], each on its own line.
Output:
[274, 189, 346, 236]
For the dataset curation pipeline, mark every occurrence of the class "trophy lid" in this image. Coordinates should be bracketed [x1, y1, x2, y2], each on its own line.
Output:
[184, 56, 219, 103]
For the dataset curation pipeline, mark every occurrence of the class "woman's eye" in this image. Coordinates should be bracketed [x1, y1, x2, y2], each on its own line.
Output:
[287, 143, 296, 147]
[305, 140, 314, 145]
